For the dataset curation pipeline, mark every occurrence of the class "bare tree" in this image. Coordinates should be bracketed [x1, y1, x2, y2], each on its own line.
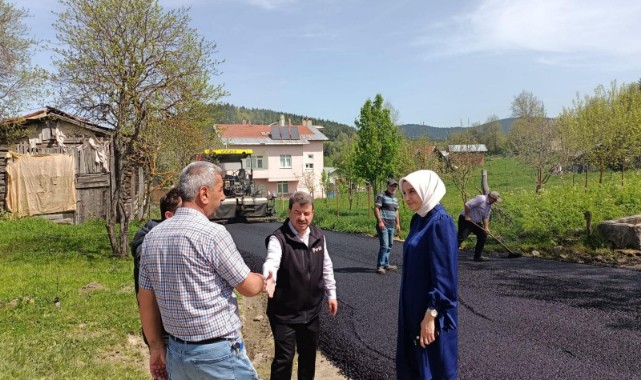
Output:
[301, 170, 316, 197]
[508, 91, 566, 192]
[53, 0, 225, 256]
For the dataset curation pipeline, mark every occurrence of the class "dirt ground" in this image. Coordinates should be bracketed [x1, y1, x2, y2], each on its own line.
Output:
[134, 294, 347, 379]
[239, 294, 347, 380]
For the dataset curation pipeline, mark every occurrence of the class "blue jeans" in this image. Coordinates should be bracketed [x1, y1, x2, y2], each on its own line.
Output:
[167, 336, 258, 380]
[377, 224, 395, 267]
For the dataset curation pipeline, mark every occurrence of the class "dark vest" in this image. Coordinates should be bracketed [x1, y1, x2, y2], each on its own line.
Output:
[265, 220, 326, 323]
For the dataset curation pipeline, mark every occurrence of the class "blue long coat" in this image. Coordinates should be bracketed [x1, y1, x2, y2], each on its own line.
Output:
[397, 205, 458, 380]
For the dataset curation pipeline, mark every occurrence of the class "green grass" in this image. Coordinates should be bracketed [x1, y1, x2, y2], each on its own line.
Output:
[0, 218, 148, 379]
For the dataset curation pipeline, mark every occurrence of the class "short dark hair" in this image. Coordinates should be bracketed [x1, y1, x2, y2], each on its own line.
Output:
[160, 187, 181, 220]
[288, 191, 314, 210]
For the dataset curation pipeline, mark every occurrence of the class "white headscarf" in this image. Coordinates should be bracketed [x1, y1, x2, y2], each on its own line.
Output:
[399, 170, 446, 217]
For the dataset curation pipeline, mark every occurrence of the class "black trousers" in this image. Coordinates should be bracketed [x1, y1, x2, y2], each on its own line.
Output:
[269, 316, 320, 380]
[457, 214, 488, 257]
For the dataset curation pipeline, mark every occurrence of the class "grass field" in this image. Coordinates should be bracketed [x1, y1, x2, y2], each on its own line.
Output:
[0, 219, 148, 379]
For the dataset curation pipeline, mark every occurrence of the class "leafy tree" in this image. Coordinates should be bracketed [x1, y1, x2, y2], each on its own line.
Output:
[480, 115, 506, 154]
[335, 137, 359, 210]
[353, 93, 399, 192]
[0, 1, 47, 142]
[53, 0, 225, 256]
[140, 102, 218, 218]
[606, 83, 641, 184]
[397, 135, 443, 176]
[560, 82, 641, 186]
[507, 91, 565, 192]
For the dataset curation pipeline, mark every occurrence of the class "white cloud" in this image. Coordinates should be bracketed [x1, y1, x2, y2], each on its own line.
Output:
[418, 0, 641, 68]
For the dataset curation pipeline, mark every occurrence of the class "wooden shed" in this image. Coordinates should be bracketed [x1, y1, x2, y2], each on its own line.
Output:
[0, 107, 114, 224]
[447, 144, 488, 165]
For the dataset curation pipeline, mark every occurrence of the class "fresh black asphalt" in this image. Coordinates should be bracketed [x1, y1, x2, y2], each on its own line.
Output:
[227, 222, 641, 380]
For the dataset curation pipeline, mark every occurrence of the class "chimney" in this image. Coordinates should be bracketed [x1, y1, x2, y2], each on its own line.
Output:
[288, 117, 292, 126]
[279, 114, 285, 126]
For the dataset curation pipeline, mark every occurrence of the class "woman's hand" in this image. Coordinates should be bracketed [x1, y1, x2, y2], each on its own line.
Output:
[419, 313, 437, 348]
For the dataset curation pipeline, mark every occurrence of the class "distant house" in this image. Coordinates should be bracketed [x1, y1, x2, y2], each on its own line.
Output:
[447, 144, 488, 165]
[323, 167, 340, 185]
[215, 116, 329, 197]
[0, 107, 122, 224]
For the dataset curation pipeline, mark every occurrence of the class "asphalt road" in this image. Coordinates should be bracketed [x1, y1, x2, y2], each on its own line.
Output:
[227, 222, 641, 380]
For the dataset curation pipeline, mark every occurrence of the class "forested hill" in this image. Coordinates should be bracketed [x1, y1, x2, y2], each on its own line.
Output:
[399, 118, 519, 140]
[214, 103, 356, 140]
[398, 124, 466, 140]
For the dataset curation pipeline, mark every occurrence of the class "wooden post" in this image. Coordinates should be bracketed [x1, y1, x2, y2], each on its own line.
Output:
[584, 211, 592, 236]
[481, 170, 489, 195]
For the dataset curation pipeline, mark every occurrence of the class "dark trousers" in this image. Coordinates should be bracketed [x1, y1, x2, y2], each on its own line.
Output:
[457, 214, 488, 257]
[269, 316, 320, 380]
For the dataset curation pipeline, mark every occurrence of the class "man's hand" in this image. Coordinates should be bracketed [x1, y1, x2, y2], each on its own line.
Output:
[396, 224, 401, 233]
[265, 271, 276, 298]
[149, 345, 167, 380]
[378, 221, 385, 230]
[327, 299, 338, 316]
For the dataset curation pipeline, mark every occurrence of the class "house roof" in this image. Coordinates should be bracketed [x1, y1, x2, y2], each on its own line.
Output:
[216, 123, 328, 145]
[448, 144, 488, 153]
[14, 106, 113, 135]
[323, 167, 339, 175]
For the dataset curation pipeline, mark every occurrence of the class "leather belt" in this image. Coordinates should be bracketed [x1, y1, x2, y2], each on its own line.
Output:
[169, 335, 225, 345]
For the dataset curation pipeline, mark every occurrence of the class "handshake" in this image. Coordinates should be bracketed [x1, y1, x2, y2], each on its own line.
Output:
[262, 271, 276, 298]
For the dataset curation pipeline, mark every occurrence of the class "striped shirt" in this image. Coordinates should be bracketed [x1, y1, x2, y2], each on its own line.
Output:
[139, 207, 250, 342]
[375, 191, 399, 227]
[461, 194, 493, 224]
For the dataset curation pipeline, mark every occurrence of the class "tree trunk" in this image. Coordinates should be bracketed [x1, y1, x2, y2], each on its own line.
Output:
[106, 144, 134, 257]
[367, 183, 371, 219]
[620, 160, 625, 186]
[599, 167, 604, 184]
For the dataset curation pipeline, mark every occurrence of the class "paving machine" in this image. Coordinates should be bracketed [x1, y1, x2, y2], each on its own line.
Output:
[193, 149, 276, 223]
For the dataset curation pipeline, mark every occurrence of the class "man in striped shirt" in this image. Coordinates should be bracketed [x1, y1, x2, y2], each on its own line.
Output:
[374, 179, 401, 274]
[457, 191, 500, 262]
[138, 161, 265, 380]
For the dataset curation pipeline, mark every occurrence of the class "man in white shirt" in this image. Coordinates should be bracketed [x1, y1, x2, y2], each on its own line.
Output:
[457, 191, 500, 262]
[263, 191, 338, 380]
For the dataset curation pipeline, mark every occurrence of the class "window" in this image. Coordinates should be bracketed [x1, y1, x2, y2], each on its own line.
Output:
[305, 163, 314, 169]
[254, 155, 264, 169]
[277, 182, 289, 194]
[280, 155, 292, 168]
[307, 154, 314, 159]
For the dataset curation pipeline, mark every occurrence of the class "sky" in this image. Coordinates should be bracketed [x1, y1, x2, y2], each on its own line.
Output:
[22, 0, 641, 128]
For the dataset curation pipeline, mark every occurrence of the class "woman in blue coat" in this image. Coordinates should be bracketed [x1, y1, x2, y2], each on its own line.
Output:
[397, 170, 458, 380]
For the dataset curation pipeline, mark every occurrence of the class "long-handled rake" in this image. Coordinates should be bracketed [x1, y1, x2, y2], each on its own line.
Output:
[469, 220, 522, 258]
